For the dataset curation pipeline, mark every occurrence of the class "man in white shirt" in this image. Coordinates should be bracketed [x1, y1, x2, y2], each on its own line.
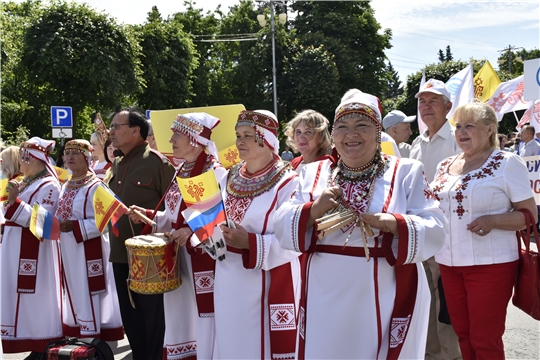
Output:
[383, 110, 416, 158]
[519, 125, 540, 157]
[409, 78, 462, 360]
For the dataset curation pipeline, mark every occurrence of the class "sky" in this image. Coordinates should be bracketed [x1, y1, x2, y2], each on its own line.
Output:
[10, 0, 540, 84]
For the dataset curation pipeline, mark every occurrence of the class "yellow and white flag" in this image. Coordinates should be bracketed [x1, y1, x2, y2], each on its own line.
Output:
[474, 61, 501, 102]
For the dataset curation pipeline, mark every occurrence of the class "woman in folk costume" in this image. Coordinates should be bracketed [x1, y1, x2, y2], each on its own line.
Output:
[1, 137, 63, 355]
[274, 92, 446, 359]
[56, 140, 124, 341]
[128, 113, 225, 360]
[212, 110, 301, 360]
[90, 113, 112, 180]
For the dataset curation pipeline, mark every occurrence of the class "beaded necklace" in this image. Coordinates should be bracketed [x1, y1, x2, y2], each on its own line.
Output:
[329, 151, 389, 210]
[65, 171, 97, 189]
[227, 159, 291, 198]
[19, 169, 49, 194]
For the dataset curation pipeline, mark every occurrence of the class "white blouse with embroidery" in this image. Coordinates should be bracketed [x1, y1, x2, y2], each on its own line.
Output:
[431, 150, 534, 266]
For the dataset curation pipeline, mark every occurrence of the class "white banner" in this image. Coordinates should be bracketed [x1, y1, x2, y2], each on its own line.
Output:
[487, 75, 529, 121]
[446, 63, 475, 120]
[524, 155, 540, 205]
[523, 58, 540, 101]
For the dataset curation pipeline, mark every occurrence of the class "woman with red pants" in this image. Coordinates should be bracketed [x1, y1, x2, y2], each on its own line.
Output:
[431, 101, 538, 359]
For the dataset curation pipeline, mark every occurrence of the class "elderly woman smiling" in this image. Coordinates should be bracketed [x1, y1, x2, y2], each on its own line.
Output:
[275, 92, 446, 359]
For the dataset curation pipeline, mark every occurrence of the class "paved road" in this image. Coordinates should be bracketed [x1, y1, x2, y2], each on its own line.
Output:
[3, 305, 538, 360]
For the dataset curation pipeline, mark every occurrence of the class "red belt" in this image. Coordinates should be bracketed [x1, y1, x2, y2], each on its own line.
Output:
[315, 244, 386, 258]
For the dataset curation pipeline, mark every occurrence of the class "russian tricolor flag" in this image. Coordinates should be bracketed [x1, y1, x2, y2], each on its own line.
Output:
[177, 169, 226, 242]
[30, 202, 60, 241]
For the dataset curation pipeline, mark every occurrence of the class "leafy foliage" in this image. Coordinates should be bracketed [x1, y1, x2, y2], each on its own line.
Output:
[21, 1, 141, 127]
[135, 6, 198, 110]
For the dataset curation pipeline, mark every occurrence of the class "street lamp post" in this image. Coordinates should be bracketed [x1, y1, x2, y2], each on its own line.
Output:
[257, 0, 286, 118]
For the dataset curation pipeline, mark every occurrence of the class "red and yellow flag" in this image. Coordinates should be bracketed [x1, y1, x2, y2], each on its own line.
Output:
[177, 169, 226, 242]
[93, 185, 128, 234]
[0, 177, 8, 202]
[474, 61, 501, 103]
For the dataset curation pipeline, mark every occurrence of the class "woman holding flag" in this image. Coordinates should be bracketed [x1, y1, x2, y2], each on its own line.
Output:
[128, 112, 226, 360]
[56, 139, 123, 341]
[211, 110, 301, 360]
[1, 137, 63, 357]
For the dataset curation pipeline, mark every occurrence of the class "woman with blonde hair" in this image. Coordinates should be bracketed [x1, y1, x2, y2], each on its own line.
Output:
[0, 146, 23, 181]
[284, 109, 332, 172]
[431, 101, 537, 359]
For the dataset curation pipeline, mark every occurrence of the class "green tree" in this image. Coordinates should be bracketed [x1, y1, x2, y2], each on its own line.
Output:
[445, 45, 453, 62]
[20, 0, 141, 138]
[135, 6, 198, 110]
[291, 1, 392, 100]
[1, 0, 45, 143]
[172, 1, 221, 107]
[281, 43, 340, 121]
[212, 1, 269, 110]
[385, 61, 403, 99]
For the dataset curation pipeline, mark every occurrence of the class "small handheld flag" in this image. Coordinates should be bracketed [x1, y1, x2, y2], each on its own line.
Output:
[177, 169, 226, 242]
[93, 185, 128, 235]
[0, 177, 8, 202]
[30, 202, 60, 241]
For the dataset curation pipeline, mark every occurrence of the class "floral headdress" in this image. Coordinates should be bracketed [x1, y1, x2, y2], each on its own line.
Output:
[171, 112, 221, 159]
[236, 110, 280, 154]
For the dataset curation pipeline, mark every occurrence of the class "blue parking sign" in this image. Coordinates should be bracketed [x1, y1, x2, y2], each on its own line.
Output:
[51, 106, 73, 127]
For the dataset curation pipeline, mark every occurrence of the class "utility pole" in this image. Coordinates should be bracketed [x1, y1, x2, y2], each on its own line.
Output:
[498, 44, 523, 73]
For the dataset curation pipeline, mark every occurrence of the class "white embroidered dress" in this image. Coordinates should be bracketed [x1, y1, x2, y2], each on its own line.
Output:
[151, 157, 227, 360]
[431, 150, 534, 266]
[213, 160, 301, 360]
[1, 173, 62, 353]
[56, 176, 123, 340]
[274, 157, 446, 359]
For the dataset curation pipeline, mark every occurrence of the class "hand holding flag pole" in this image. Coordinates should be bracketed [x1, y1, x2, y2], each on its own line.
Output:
[131, 208, 157, 227]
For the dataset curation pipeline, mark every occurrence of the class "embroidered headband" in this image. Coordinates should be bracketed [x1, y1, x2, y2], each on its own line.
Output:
[236, 110, 280, 154]
[20, 137, 58, 180]
[65, 139, 94, 168]
[171, 112, 221, 159]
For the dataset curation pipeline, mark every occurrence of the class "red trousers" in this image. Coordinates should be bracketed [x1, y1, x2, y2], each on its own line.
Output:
[439, 261, 518, 360]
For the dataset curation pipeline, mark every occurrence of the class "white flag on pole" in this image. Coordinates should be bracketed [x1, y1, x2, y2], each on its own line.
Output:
[487, 75, 530, 121]
[417, 71, 427, 134]
[517, 100, 540, 133]
[446, 63, 475, 120]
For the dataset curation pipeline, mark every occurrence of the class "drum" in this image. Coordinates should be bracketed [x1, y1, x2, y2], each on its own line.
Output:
[125, 233, 181, 294]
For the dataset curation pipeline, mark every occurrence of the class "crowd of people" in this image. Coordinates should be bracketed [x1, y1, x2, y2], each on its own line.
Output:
[0, 81, 537, 360]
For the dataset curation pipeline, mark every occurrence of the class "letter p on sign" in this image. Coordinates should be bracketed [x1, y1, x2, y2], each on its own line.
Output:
[51, 106, 73, 127]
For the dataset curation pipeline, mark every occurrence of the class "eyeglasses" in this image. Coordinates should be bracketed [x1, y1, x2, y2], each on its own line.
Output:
[109, 123, 131, 130]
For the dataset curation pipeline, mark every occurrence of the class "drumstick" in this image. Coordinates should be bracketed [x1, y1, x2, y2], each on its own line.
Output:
[133, 209, 157, 226]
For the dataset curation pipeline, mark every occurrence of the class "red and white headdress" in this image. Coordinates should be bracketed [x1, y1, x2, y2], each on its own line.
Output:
[65, 139, 94, 168]
[334, 91, 382, 129]
[236, 110, 280, 154]
[20, 137, 58, 179]
[171, 112, 221, 159]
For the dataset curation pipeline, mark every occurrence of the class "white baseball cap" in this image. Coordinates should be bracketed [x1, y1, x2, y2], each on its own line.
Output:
[382, 110, 416, 130]
[415, 79, 451, 102]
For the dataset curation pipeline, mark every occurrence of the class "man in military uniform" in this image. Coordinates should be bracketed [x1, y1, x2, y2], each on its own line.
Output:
[108, 107, 176, 360]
